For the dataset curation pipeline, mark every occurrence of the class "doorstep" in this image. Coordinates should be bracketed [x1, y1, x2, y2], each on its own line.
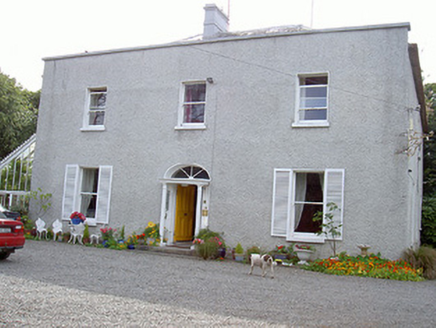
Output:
[141, 243, 196, 257]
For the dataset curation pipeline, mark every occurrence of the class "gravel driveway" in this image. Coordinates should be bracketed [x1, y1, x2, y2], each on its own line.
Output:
[1, 240, 435, 327]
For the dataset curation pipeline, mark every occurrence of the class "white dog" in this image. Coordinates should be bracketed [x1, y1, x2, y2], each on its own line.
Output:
[248, 253, 276, 278]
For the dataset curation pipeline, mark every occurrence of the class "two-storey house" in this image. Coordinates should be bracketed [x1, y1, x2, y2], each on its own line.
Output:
[32, 4, 427, 259]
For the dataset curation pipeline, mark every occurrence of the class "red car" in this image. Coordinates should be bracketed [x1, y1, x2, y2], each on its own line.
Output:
[0, 212, 25, 260]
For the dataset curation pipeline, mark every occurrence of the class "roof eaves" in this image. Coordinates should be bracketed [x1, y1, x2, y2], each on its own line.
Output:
[42, 22, 411, 62]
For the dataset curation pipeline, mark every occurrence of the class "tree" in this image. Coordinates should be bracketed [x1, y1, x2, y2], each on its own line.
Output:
[0, 71, 39, 160]
[422, 83, 436, 247]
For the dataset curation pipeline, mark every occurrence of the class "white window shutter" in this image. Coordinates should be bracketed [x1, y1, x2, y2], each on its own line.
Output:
[324, 169, 345, 240]
[95, 165, 113, 224]
[62, 165, 79, 220]
[271, 169, 291, 237]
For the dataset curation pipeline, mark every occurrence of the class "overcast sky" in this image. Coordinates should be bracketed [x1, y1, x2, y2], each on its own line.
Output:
[1, 0, 435, 91]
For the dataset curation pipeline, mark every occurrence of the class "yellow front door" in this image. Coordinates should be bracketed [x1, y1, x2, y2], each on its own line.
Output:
[174, 185, 196, 242]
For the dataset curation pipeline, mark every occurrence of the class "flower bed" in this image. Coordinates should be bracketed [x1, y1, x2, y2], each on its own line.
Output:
[303, 253, 424, 281]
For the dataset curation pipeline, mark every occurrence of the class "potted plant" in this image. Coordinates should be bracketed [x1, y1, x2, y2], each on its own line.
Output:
[272, 244, 291, 260]
[83, 224, 90, 244]
[234, 243, 244, 262]
[294, 244, 315, 264]
[70, 211, 86, 225]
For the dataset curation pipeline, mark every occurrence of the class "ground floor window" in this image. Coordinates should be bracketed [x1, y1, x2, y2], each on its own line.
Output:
[62, 165, 112, 225]
[271, 168, 344, 242]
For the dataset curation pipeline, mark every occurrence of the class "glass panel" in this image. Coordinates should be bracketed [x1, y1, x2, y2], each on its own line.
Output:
[82, 169, 99, 193]
[295, 173, 323, 202]
[173, 169, 189, 179]
[183, 104, 205, 123]
[90, 93, 106, 108]
[81, 194, 97, 218]
[184, 84, 206, 102]
[300, 76, 328, 85]
[192, 167, 210, 179]
[294, 203, 323, 233]
[299, 109, 327, 120]
[300, 86, 327, 108]
[172, 166, 210, 180]
[89, 111, 105, 125]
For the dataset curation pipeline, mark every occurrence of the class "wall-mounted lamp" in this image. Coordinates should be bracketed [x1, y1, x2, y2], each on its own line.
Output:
[206, 77, 214, 84]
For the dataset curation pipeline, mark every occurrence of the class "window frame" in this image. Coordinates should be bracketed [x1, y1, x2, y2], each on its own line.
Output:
[271, 168, 344, 243]
[292, 73, 330, 128]
[62, 164, 113, 226]
[81, 87, 107, 131]
[175, 81, 207, 130]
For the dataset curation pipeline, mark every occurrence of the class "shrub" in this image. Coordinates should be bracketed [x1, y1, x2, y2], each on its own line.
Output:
[235, 243, 244, 254]
[194, 229, 225, 260]
[194, 238, 220, 260]
[21, 215, 34, 230]
[403, 246, 436, 280]
[421, 197, 436, 248]
[83, 224, 90, 241]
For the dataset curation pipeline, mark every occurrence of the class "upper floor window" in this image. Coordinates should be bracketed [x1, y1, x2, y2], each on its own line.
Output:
[83, 87, 107, 131]
[293, 74, 329, 127]
[177, 82, 206, 129]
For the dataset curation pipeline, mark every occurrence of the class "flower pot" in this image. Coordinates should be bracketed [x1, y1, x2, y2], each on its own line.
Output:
[71, 218, 82, 225]
[295, 249, 314, 264]
[218, 248, 226, 258]
[235, 254, 244, 262]
[274, 254, 288, 260]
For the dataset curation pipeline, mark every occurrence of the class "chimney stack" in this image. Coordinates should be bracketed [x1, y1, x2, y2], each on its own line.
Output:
[203, 4, 229, 39]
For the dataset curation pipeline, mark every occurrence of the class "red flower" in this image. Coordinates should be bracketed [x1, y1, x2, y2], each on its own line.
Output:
[70, 211, 86, 221]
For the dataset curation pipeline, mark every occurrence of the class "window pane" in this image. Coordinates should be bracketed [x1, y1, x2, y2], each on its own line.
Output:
[300, 87, 327, 108]
[184, 84, 206, 102]
[294, 203, 323, 233]
[295, 173, 323, 202]
[82, 169, 99, 193]
[173, 169, 188, 179]
[81, 194, 97, 218]
[300, 76, 328, 85]
[89, 111, 105, 125]
[183, 104, 205, 123]
[90, 93, 106, 108]
[299, 109, 327, 120]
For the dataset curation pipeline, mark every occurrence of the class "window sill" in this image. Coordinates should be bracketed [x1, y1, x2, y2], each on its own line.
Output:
[292, 122, 330, 128]
[62, 218, 97, 227]
[174, 125, 206, 131]
[286, 235, 325, 244]
[80, 126, 106, 132]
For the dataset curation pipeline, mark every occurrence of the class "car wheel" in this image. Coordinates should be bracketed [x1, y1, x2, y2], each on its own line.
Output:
[0, 252, 11, 260]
